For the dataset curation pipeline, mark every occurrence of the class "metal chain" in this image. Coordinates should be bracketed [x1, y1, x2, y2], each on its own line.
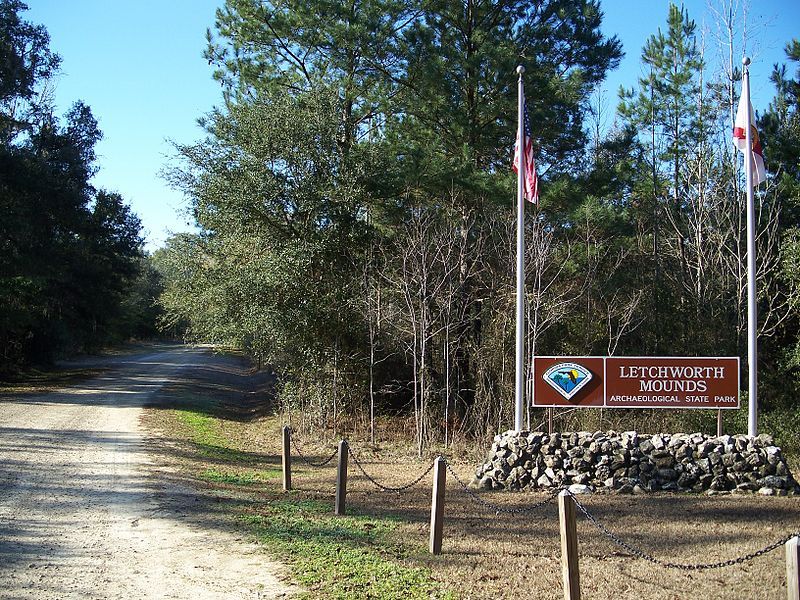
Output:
[290, 436, 338, 467]
[443, 457, 560, 516]
[293, 437, 797, 569]
[567, 491, 800, 570]
[346, 444, 436, 493]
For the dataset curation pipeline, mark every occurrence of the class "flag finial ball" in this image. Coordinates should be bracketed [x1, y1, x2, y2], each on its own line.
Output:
[742, 56, 751, 66]
[516, 65, 525, 75]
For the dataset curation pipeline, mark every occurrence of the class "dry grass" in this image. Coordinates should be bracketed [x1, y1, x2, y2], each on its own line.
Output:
[145, 427, 798, 594]
[250, 434, 799, 599]
[135, 351, 800, 599]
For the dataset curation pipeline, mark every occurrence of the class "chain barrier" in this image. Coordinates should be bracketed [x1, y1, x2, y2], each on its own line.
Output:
[567, 491, 800, 570]
[442, 457, 560, 516]
[291, 433, 798, 571]
[347, 444, 435, 493]
[290, 435, 338, 467]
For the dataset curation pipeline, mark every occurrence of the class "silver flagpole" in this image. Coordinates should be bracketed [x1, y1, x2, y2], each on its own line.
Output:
[515, 65, 525, 432]
[743, 56, 758, 437]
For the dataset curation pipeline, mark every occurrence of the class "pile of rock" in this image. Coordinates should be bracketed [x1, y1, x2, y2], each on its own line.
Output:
[471, 430, 798, 495]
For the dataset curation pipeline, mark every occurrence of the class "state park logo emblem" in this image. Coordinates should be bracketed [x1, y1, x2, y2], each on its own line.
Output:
[542, 362, 593, 401]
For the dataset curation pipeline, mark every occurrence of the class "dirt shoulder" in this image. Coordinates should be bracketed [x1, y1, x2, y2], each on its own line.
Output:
[0, 344, 297, 600]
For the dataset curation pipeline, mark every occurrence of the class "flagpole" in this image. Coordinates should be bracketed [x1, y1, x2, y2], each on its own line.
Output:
[515, 65, 525, 432]
[743, 56, 758, 437]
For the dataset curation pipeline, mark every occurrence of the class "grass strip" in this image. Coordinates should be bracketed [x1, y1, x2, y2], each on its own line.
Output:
[199, 468, 281, 485]
[239, 499, 452, 600]
[173, 408, 452, 598]
[174, 408, 257, 463]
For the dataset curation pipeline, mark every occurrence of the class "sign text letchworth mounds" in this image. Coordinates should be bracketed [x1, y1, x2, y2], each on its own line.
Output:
[533, 356, 740, 409]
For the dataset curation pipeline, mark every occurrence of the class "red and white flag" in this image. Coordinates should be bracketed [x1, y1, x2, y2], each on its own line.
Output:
[513, 95, 538, 203]
[733, 93, 766, 186]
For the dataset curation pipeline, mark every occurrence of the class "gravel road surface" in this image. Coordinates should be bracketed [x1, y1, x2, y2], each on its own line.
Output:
[0, 345, 296, 599]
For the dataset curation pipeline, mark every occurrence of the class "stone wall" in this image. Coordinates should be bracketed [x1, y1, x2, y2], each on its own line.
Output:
[472, 430, 798, 495]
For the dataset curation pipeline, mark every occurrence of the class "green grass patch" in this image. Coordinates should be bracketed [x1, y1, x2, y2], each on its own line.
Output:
[175, 409, 223, 445]
[239, 499, 451, 599]
[199, 468, 281, 485]
[174, 408, 257, 463]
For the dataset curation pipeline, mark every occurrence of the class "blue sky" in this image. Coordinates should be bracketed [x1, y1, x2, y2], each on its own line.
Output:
[24, 1, 800, 251]
[26, 0, 220, 250]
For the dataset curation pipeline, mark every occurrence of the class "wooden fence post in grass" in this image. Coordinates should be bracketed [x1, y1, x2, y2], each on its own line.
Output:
[788, 535, 800, 600]
[335, 439, 349, 515]
[558, 490, 580, 600]
[282, 426, 292, 492]
[429, 456, 446, 555]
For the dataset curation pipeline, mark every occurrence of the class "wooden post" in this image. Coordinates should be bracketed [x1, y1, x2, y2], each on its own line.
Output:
[335, 439, 348, 515]
[429, 457, 446, 555]
[282, 425, 292, 492]
[716, 409, 723, 438]
[558, 490, 580, 600]
[788, 535, 799, 600]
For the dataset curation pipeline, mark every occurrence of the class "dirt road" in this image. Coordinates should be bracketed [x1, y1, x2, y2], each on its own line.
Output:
[0, 345, 296, 600]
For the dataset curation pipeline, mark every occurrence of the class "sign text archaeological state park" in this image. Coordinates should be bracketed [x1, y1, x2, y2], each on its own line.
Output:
[533, 356, 740, 409]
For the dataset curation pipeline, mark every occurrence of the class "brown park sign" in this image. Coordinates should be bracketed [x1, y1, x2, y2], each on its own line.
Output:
[533, 356, 740, 409]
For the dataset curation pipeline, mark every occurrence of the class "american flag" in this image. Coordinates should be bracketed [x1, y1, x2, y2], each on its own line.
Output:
[513, 96, 538, 203]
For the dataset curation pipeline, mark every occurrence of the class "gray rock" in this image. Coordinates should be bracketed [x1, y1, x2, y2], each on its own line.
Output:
[639, 439, 654, 453]
[732, 460, 748, 473]
[745, 452, 763, 467]
[709, 476, 728, 491]
[757, 475, 788, 489]
[656, 468, 678, 481]
[610, 454, 628, 471]
[478, 476, 493, 490]
[756, 433, 774, 446]
[474, 430, 797, 494]
[655, 455, 675, 469]
[543, 455, 562, 469]
[568, 483, 592, 495]
[572, 472, 591, 485]
[758, 487, 775, 496]
[694, 442, 711, 458]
